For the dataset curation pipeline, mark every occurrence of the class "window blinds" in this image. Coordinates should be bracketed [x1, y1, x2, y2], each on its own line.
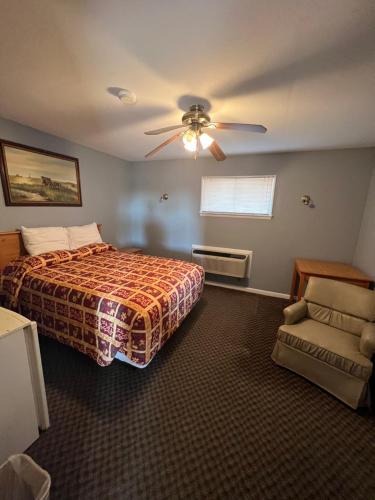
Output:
[200, 175, 276, 217]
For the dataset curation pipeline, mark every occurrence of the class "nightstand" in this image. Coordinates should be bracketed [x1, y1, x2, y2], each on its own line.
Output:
[118, 247, 143, 255]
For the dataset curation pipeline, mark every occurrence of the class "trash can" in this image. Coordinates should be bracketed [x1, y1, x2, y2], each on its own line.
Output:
[0, 454, 51, 500]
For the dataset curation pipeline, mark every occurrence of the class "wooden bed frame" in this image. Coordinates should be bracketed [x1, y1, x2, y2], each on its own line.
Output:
[0, 224, 102, 272]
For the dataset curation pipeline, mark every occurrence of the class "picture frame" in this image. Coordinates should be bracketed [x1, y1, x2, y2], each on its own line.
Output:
[0, 139, 82, 206]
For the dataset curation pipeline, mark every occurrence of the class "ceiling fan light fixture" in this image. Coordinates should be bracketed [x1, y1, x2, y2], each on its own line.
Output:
[183, 129, 197, 152]
[144, 103, 266, 161]
[199, 132, 214, 149]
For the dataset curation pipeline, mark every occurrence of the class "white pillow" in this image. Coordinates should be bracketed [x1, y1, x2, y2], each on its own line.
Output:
[66, 222, 102, 249]
[21, 226, 70, 256]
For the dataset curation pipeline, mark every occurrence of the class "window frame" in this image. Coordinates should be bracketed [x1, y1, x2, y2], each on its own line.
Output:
[200, 174, 276, 220]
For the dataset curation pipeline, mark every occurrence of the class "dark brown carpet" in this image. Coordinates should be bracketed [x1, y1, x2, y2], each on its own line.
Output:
[27, 285, 375, 500]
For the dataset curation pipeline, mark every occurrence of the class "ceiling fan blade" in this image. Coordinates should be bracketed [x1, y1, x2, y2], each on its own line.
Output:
[209, 141, 226, 161]
[144, 124, 186, 135]
[212, 123, 267, 133]
[144, 132, 181, 159]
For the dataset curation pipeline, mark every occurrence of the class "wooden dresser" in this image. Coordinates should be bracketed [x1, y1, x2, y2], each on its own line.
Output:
[290, 258, 373, 302]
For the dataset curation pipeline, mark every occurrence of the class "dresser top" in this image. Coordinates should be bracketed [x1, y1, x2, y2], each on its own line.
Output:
[0, 307, 31, 338]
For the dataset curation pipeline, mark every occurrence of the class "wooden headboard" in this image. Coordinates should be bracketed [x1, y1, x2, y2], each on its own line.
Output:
[0, 224, 102, 272]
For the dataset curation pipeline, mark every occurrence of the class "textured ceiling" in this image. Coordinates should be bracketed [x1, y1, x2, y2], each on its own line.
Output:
[0, 0, 374, 161]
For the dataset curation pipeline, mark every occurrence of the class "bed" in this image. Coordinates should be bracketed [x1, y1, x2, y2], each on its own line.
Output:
[0, 231, 204, 368]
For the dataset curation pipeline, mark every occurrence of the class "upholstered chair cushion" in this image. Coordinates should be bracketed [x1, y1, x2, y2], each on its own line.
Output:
[306, 302, 331, 325]
[304, 278, 375, 322]
[303, 278, 375, 336]
[278, 320, 373, 381]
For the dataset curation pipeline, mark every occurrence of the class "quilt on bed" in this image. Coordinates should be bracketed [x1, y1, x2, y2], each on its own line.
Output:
[0, 243, 204, 367]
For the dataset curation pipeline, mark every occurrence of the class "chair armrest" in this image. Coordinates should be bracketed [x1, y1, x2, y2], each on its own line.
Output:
[360, 323, 375, 359]
[283, 300, 307, 325]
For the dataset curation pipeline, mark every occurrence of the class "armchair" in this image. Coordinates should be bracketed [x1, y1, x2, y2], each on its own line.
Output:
[272, 277, 375, 409]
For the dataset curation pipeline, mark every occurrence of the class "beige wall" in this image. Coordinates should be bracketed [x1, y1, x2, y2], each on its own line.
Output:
[353, 167, 375, 280]
[0, 117, 131, 246]
[126, 148, 375, 293]
[1, 115, 373, 294]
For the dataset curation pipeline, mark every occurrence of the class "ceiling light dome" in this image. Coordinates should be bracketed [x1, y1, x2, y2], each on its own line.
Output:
[118, 89, 137, 105]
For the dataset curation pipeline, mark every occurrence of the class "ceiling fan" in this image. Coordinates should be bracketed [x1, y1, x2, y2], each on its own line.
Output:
[144, 104, 267, 161]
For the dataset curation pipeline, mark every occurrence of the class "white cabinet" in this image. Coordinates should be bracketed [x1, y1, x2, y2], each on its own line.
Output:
[0, 308, 49, 463]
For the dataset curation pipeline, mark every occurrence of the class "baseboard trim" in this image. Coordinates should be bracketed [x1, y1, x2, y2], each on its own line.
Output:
[205, 280, 289, 299]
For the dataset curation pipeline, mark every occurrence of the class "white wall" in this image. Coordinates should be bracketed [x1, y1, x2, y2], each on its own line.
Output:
[126, 148, 375, 293]
[0, 117, 131, 245]
[353, 167, 375, 279]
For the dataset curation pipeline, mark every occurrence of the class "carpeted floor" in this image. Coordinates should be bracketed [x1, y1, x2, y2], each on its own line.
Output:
[27, 285, 375, 500]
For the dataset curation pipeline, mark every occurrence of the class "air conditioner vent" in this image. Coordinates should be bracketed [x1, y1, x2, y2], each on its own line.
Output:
[192, 249, 246, 260]
[192, 245, 252, 279]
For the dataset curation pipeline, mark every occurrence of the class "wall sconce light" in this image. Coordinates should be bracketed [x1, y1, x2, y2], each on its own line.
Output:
[301, 194, 314, 208]
[160, 193, 169, 202]
[301, 195, 310, 205]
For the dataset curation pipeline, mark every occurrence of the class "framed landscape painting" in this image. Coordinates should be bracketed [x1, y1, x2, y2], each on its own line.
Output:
[0, 140, 82, 206]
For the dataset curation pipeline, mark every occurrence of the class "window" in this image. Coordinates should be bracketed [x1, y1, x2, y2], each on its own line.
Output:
[200, 175, 276, 218]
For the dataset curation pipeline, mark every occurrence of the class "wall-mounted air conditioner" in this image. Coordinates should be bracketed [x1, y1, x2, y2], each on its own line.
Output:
[191, 245, 252, 279]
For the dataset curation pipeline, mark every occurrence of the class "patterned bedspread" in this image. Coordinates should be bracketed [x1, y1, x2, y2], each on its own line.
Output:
[0, 244, 204, 367]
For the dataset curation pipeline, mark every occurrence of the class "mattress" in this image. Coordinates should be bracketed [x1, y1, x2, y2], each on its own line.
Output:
[0, 243, 204, 367]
